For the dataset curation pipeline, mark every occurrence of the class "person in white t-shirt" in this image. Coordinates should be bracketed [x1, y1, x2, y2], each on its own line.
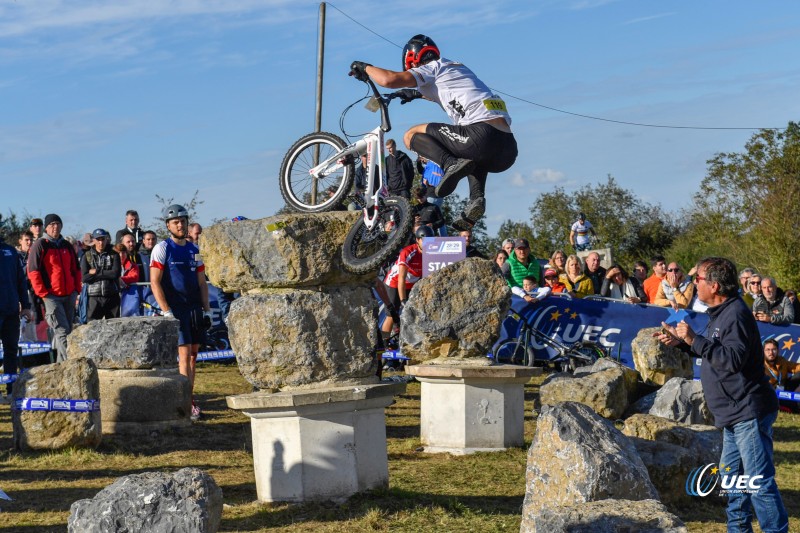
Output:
[569, 213, 596, 252]
[349, 34, 517, 232]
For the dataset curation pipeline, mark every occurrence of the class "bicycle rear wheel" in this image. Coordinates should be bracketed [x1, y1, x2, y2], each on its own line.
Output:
[566, 341, 606, 372]
[492, 339, 531, 365]
[342, 196, 413, 274]
[279, 132, 354, 213]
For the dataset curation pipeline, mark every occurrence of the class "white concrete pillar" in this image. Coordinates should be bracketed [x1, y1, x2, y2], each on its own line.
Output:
[405, 364, 540, 454]
[226, 382, 404, 502]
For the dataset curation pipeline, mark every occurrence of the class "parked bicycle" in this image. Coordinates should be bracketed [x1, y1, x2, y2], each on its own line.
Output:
[492, 309, 610, 372]
[279, 77, 414, 274]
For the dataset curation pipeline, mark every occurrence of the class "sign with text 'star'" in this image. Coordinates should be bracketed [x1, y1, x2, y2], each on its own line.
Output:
[421, 237, 466, 277]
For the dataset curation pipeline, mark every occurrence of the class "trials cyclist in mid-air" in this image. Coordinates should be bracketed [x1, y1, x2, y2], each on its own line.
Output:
[349, 34, 518, 231]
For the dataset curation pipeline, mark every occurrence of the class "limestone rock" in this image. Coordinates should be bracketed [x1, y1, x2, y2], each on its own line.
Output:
[539, 366, 633, 419]
[202, 212, 367, 291]
[98, 368, 192, 435]
[622, 413, 722, 466]
[523, 498, 686, 533]
[521, 402, 658, 523]
[67, 317, 179, 369]
[573, 358, 640, 401]
[629, 437, 696, 507]
[631, 326, 694, 385]
[629, 377, 714, 425]
[68, 467, 222, 533]
[12, 358, 102, 451]
[399, 258, 510, 362]
[227, 287, 379, 390]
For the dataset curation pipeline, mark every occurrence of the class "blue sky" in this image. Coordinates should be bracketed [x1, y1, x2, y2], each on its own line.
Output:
[2, 0, 799, 238]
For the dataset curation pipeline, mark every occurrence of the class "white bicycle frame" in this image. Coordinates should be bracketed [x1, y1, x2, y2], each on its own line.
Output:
[307, 79, 393, 231]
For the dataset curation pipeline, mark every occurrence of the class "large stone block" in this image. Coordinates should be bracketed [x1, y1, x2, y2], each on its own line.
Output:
[631, 326, 694, 385]
[622, 413, 722, 466]
[524, 498, 686, 533]
[228, 287, 379, 390]
[629, 377, 714, 425]
[202, 212, 368, 291]
[539, 366, 633, 419]
[521, 402, 658, 523]
[98, 368, 192, 435]
[68, 467, 222, 533]
[12, 358, 102, 451]
[399, 258, 510, 362]
[67, 317, 179, 369]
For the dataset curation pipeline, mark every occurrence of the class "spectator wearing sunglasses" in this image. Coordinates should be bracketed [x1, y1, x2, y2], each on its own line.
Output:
[753, 277, 794, 325]
[654, 262, 694, 310]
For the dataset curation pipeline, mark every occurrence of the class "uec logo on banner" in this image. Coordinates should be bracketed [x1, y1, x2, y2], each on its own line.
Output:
[686, 463, 763, 497]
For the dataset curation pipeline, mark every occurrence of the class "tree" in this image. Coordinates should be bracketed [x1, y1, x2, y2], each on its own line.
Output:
[669, 122, 800, 288]
[441, 193, 489, 253]
[528, 175, 678, 267]
[0, 210, 36, 246]
[152, 190, 204, 240]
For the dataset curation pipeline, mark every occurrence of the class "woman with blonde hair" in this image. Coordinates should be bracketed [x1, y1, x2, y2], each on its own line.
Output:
[547, 249, 567, 276]
[560, 254, 594, 298]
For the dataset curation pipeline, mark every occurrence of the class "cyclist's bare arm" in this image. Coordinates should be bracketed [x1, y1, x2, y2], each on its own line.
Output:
[364, 66, 417, 89]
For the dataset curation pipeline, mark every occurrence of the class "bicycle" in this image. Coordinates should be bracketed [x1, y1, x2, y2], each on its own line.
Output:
[278, 77, 414, 274]
[492, 310, 609, 372]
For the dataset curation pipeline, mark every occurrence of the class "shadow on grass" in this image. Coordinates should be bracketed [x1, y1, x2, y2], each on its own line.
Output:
[218, 487, 524, 531]
[386, 425, 420, 439]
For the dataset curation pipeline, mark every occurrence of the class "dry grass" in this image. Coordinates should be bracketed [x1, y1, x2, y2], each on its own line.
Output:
[0, 363, 797, 532]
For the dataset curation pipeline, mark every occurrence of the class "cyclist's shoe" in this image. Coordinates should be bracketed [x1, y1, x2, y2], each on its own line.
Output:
[435, 158, 475, 197]
[463, 196, 486, 221]
[190, 401, 202, 421]
[451, 216, 474, 232]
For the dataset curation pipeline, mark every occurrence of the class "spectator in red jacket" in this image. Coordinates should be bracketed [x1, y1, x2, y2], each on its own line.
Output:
[26, 213, 81, 360]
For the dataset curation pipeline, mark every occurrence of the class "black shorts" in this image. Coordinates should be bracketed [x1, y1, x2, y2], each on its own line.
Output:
[383, 284, 401, 321]
[173, 307, 207, 347]
[425, 121, 517, 176]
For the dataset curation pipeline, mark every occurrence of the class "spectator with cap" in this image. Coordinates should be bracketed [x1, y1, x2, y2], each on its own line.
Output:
[543, 268, 567, 293]
[80, 229, 121, 321]
[29, 218, 43, 241]
[413, 186, 446, 236]
[115, 209, 144, 246]
[0, 219, 33, 402]
[502, 238, 541, 289]
[27, 213, 81, 361]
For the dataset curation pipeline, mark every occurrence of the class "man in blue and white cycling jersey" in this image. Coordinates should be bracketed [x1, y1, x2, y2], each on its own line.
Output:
[150, 204, 211, 421]
[350, 34, 517, 231]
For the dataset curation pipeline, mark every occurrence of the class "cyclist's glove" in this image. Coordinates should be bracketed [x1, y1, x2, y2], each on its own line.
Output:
[349, 61, 371, 82]
[395, 89, 422, 104]
[203, 310, 213, 330]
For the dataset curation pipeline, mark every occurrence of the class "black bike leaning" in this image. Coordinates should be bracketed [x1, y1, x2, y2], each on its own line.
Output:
[279, 77, 414, 274]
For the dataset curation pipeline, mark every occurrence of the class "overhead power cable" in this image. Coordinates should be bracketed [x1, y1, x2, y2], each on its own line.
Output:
[325, 2, 786, 132]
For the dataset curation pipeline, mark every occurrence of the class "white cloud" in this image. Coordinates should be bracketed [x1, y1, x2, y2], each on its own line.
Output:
[622, 12, 676, 26]
[510, 168, 567, 188]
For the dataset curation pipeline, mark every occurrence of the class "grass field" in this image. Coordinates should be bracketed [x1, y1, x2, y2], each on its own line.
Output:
[0, 363, 797, 532]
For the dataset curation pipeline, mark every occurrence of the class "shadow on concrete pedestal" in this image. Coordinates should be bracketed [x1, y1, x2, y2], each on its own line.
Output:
[226, 382, 405, 503]
[405, 364, 541, 455]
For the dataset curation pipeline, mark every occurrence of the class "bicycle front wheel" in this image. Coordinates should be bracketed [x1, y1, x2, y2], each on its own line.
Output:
[492, 339, 531, 365]
[279, 132, 354, 213]
[566, 341, 606, 372]
[342, 196, 413, 274]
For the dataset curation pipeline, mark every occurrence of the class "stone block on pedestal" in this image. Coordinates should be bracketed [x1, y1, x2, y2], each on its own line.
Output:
[405, 364, 540, 454]
[226, 382, 404, 503]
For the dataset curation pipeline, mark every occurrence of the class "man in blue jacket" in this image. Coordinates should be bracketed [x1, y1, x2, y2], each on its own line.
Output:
[0, 227, 34, 401]
[659, 257, 787, 533]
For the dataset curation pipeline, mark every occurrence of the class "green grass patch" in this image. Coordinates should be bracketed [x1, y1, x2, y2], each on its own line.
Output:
[0, 364, 797, 531]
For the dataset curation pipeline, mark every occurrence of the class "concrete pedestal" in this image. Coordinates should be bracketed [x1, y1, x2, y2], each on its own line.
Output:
[226, 382, 405, 503]
[98, 368, 191, 435]
[405, 364, 541, 454]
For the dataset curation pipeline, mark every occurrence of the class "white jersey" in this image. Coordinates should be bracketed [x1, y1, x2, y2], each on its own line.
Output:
[409, 58, 511, 127]
[571, 220, 593, 245]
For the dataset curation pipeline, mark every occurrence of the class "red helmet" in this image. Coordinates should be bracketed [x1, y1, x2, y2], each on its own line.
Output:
[402, 34, 440, 71]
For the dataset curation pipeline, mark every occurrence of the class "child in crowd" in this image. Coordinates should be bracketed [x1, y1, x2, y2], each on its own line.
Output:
[512, 275, 551, 303]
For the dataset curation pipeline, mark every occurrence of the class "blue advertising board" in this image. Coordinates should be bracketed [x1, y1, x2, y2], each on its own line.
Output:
[501, 294, 800, 378]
